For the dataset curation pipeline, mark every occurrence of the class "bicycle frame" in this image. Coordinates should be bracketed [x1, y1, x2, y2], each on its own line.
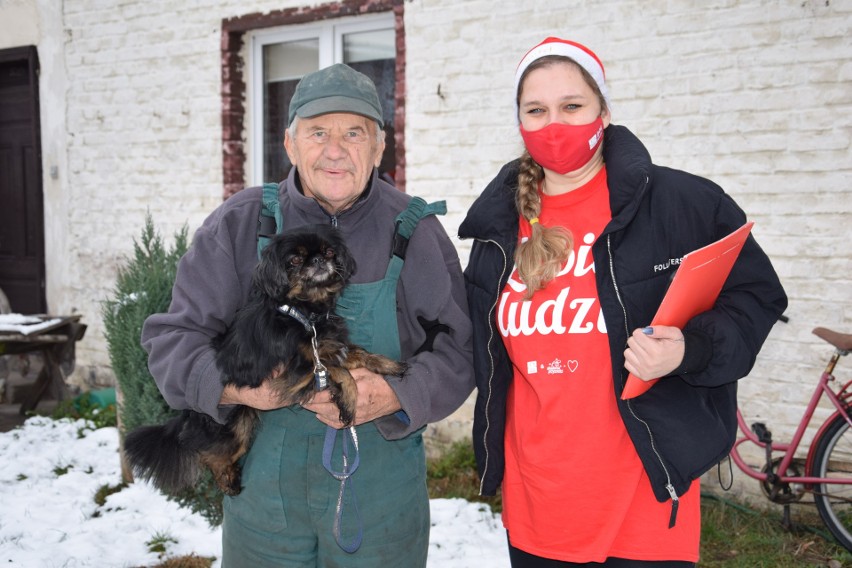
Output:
[730, 348, 852, 486]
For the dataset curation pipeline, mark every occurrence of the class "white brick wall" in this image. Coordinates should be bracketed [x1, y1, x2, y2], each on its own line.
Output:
[405, 1, 852, 481]
[2, 0, 851, 498]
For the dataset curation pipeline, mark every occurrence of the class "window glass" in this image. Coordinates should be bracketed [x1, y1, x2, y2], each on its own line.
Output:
[342, 29, 394, 63]
[342, 29, 396, 180]
[262, 39, 318, 184]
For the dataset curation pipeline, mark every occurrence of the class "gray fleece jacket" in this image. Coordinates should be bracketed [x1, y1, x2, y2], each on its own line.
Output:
[141, 168, 474, 439]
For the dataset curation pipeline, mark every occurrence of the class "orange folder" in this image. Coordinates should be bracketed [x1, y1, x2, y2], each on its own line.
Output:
[620, 221, 755, 400]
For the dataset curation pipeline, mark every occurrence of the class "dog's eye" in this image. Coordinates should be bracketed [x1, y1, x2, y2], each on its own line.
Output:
[324, 248, 335, 259]
[289, 256, 304, 266]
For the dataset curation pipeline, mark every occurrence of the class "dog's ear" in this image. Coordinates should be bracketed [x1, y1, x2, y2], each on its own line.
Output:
[336, 247, 356, 281]
[331, 232, 356, 281]
[253, 238, 292, 301]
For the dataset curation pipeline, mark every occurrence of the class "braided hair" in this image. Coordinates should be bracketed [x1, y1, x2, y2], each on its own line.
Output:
[513, 55, 608, 299]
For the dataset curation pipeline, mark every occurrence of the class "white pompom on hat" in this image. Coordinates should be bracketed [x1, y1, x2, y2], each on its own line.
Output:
[514, 37, 610, 118]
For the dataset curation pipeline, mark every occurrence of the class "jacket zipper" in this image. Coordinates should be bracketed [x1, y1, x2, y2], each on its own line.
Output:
[474, 237, 509, 496]
[607, 229, 680, 527]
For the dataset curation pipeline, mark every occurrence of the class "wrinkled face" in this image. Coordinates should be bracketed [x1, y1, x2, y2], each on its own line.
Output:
[284, 113, 385, 214]
[518, 62, 610, 132]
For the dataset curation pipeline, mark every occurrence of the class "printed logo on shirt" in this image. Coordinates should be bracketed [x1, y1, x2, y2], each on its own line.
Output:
[527, 361, 538, 374]
[546, 358, 564, 374]
[499, 232, 607, 338]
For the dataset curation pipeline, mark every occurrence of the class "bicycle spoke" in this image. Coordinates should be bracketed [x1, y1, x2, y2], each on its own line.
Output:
[812, 412, 852, 552]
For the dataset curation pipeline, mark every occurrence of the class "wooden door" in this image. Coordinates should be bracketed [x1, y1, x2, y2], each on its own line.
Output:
[0, 46, 45, 314]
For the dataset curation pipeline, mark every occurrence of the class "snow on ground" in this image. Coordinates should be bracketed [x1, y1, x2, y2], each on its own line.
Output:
[0, 416, 509, 567]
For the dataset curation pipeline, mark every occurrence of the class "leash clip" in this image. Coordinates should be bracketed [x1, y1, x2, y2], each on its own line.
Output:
[310, 325, 329, 390]
[314, 368, 329, 390]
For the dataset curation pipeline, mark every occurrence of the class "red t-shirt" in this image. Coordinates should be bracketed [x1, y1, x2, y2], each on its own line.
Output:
[499, 167, 700, 563]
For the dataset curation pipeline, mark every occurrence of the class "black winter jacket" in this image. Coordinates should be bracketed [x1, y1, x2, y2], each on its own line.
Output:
[459, 125, 787, 520]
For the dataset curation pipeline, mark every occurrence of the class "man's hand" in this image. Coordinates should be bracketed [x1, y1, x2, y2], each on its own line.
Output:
[218, 364, 290, 410]
[302, 368, 402, 428]
[624, 325, 685, 381]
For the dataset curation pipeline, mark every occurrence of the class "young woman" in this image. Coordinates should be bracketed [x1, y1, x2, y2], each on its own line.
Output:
[459, 37, 787, 567]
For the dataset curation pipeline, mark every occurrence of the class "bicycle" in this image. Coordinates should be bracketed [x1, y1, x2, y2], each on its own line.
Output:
[728, 325, 852, 551]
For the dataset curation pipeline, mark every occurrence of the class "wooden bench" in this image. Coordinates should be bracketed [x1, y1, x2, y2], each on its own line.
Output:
[0, 315, 87, 414]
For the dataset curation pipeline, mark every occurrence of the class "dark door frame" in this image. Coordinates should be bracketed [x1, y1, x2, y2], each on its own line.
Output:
[0, 45, 46, 314]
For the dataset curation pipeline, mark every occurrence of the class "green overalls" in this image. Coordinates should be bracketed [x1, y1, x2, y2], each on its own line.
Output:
[222, 185, 445, 567]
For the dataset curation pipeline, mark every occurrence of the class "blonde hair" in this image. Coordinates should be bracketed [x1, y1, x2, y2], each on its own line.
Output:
[513, 55, 608, 299]
[514, 151, 573, 299]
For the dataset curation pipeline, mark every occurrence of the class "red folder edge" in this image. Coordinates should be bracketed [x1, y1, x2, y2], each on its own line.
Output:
[620, 221, 755, 400]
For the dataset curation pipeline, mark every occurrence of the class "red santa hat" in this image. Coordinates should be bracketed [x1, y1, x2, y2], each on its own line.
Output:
[514, 37, 610, 115]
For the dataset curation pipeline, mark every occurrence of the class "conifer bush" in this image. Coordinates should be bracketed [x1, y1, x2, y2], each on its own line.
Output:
[103, 214, 187, 434]
[102, 214, 224, 526]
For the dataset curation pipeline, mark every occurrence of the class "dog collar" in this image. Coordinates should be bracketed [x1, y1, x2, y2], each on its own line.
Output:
[276, 304, 314, 332]
[276, 304, 332, 391]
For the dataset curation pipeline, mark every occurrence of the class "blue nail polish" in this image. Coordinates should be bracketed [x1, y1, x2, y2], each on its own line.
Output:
[642, 326, 654, 335]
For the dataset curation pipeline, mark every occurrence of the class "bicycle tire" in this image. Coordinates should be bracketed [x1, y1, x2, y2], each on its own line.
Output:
[811, 411, 852, 552]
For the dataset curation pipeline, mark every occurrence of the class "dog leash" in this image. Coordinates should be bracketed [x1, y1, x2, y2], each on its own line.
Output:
[279, 303, 361, 551]
[322, 425, 363, 553]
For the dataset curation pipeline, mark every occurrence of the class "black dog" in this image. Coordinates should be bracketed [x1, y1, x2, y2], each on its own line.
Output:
[124, 224, 405, 496]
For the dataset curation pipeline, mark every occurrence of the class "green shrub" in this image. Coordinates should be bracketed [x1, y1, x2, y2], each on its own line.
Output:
[102, 214, 224, 527]
[51, 393, 117, 432]
[426, 439, 502, 513]
[102, 214, 187, 434]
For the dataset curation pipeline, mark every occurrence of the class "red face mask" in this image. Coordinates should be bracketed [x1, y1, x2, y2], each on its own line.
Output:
[520, 118, 605, 175]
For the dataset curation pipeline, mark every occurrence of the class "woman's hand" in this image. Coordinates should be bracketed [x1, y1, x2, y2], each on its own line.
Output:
[623, 325, 685, 381]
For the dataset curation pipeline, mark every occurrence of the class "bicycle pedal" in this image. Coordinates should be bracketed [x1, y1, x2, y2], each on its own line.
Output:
[751, 422, 773, 444]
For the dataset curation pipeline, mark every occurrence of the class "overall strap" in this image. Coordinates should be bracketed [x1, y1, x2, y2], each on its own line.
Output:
[391, 196, 447, 261]
[385, 196, 447, 426]
[257, 182, 283, 259]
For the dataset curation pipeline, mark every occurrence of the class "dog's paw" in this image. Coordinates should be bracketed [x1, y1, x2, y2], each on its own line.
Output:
[345, 347, 406, 377]
[215, 467, 243, 496]
[322, 366, 359, 426]
[200, 448, 245, 495]
[386, 360, 407, 377]
[329, 382, 357, 427]
[371, 355, 406, 377]
[337, 407, 355, 427]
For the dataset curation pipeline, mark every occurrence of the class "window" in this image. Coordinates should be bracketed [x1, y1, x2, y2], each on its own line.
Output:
[249, 13, 396, 185]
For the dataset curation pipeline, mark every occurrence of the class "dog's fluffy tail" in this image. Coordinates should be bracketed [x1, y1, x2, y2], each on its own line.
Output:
[124, 412, 203, 494]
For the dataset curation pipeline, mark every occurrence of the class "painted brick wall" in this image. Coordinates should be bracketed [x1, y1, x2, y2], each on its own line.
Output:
[1, 1, 850, 495]
[46, 0, 300, 384]
[402, 0, 852, 491]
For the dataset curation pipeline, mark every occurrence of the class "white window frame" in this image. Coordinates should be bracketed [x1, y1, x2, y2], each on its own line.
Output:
[247, 12, 394, 185]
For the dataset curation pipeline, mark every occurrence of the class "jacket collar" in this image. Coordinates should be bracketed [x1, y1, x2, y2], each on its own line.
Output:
[286, 167, 380, 225]
[601, 125, 653, 228]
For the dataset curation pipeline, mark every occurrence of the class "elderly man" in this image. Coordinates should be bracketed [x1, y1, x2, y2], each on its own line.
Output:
[142, 63, 474, 567]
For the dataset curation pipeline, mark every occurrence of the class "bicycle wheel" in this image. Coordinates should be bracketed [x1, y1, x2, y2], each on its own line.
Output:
[812, 412, 852, 552]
